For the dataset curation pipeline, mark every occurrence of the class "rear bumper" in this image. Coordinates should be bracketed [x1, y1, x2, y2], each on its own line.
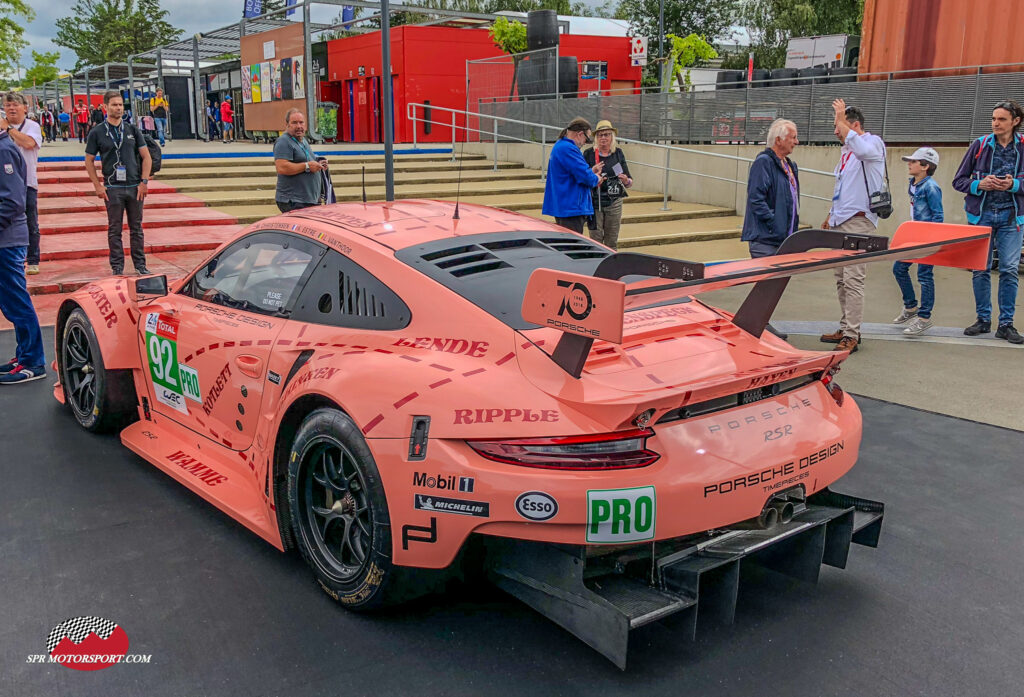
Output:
[485, 488, 883, 670]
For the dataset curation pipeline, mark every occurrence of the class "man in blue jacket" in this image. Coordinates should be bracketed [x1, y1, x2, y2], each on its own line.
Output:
[952, 99, 1024, 344]
[742, 118, 800, 257]
[0, 125, 46, 384]
[542, 117, 602, 234]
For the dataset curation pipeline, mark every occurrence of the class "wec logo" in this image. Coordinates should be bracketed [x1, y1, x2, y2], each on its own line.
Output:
[556, 280, 593, 321]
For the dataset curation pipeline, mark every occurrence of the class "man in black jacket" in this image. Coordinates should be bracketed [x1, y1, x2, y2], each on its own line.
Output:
[741, 118, 800, 257]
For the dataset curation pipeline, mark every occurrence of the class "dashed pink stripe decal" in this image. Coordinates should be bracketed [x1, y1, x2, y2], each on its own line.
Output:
[429, 363, 454, 372]
[297, 324, 308, 338]
[362, 414, 384, 434]
[296, 341, 311, 347]
[393, 392, 419, 409]
[495, 352, 515, 366]
[429, 378, 452, 389]
[647, 373, 663, 384]
[196, 347, 205, 356]
[400, 355, 421, 362]
[462, 368, 485, 377]
[240, 340, 252, 347]
[258, 339, 272, 346]
[223, 341, 235, 348]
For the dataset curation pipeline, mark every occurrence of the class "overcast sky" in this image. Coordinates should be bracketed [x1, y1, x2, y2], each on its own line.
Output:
[20, 0, 606, 72]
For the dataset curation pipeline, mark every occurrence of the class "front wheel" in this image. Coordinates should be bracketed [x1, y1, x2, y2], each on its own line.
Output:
[287, 408, 416, 610]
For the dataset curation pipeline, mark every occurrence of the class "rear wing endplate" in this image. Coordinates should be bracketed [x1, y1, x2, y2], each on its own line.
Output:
[521, 222, 990, 378]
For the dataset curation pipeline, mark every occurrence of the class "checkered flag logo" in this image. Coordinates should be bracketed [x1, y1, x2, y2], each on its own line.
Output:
[47, 616, 119, 654]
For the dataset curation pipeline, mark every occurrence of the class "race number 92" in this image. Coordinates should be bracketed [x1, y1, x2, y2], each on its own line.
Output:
[148, 333, 178, 390]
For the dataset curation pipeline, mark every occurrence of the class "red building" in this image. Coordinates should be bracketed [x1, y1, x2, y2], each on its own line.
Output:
[323, 26, 641, 144]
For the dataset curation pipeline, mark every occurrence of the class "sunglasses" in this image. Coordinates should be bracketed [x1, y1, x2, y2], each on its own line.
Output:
[994, 101, 1019, 113]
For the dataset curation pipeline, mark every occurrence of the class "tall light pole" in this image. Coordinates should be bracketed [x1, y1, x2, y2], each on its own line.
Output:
[381, 0, 395, 201]
[658, 0, 665, 92]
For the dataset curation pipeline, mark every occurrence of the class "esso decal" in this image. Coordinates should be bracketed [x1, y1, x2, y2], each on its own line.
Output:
[515, 491, 558, 521]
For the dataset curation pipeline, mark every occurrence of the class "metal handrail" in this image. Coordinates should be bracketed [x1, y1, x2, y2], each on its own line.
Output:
[407, 101, 835, 207]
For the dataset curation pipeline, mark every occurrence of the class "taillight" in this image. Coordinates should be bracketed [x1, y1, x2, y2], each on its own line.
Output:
[821, 367, 845, 407]
[467, 428, 660, 470]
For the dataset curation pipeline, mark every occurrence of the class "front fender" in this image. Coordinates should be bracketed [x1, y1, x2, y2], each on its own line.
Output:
[56, 278, 143, 371]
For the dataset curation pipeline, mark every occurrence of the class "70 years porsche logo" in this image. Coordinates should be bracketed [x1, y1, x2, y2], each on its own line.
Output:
[556, 279, 594, 321]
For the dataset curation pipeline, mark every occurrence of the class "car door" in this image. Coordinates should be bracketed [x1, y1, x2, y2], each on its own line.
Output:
[140, 230, 324, 450]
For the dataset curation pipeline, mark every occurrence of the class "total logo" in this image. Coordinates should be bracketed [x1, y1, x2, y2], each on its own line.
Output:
[26, 616, 152, 670]
[413, 472, 474, 493]
[587, 486, 656, 543]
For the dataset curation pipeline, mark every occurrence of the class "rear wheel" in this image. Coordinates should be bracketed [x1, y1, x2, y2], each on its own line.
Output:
[287, 408, 419, 610]
[60, 308, 134, 432]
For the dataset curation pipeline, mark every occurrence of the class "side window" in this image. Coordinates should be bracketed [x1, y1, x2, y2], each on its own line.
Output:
[183, 232, 323, 315]
[291, 249, 411, 329]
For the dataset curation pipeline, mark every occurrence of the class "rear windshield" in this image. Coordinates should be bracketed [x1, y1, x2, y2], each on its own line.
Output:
[395, 231, 612, 330]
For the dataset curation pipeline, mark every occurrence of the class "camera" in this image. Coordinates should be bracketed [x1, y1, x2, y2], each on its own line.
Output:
[869, 190, 893, 219]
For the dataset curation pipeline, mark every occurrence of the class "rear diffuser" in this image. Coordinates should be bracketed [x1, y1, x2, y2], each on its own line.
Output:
[485, 488, 883, 669]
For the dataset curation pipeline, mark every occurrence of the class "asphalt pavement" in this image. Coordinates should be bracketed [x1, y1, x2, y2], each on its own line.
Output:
[2, 328, 1023, 697]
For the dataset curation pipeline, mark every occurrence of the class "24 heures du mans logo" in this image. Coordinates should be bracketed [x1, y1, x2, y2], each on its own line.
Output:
[26, 616, 152, 670]
[556, 279, 594, 321]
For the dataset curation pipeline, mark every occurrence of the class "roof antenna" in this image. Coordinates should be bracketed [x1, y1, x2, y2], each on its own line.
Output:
[453, 110, 467, 220]
[361, 165, 367, 204]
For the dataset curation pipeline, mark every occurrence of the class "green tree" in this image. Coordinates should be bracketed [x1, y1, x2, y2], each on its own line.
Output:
[739, 0, 863, 68]
[667, 33, 717, 90]
[488, 16, 527, 98]
[54, 0, 182, 69]
[618, 0, 738, 61]
[21, 50, 60, 87]
[0, 0, 34, 78]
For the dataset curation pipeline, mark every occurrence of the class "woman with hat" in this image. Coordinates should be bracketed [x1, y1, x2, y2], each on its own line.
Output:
[583, 120, 633, 249]
[542, 117, 603, 234]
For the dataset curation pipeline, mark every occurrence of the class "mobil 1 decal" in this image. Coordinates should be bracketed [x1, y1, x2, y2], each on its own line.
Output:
[145, 313, 202, 414]
[586, 486, 656, 543]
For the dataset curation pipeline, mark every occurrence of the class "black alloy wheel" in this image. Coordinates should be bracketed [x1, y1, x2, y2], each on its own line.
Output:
[64, 322, 98, 421]
[60, 308, 133, 432]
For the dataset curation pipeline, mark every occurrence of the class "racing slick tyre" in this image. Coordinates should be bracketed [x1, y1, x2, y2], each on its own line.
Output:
[287, 407, 421, 610]
[60, 308, 136, 433]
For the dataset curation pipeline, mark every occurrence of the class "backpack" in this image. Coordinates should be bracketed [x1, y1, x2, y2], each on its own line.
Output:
[135, 126, 162, 174]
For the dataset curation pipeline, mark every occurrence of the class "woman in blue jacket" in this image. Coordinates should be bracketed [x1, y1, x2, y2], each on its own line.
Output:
[542, 117, 602, 234]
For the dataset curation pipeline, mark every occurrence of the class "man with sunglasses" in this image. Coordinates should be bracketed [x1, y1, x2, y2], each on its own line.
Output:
[542, 117, 603, 234]
[953, 99, 1024, 344]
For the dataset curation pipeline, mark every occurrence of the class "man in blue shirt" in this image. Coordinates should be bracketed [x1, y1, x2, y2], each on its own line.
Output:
[542, 117, 602, 234]
[0, 126, 46, 384]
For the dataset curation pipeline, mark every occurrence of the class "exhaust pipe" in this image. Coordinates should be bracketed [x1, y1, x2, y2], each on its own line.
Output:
[769, 500, 795, 524]
[730, 505, 779, 530]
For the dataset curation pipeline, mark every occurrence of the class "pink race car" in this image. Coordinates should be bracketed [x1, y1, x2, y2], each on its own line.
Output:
[52, 201, 988, 667]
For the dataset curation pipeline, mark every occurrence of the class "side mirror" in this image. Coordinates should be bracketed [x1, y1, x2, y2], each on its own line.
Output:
[129, 274, 169, 302]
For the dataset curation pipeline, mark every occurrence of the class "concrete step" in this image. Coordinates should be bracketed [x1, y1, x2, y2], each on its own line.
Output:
[37, 152, 472, 172]
[518, 201, 737, 226]
[39, 225, 244, 262]
[38, 180, 178, 199]
[209, 190, 670, 225]
[38, 207, 237, 235]
[616, 216, 744, 248]
[149, 169, 543, 194]
[37, 193, 207, 214]
[27, 250, 213, 295]
[37, 159, 524, 184]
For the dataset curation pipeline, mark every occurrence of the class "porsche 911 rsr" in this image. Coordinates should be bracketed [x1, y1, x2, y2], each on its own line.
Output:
[52, 201, 989, 668]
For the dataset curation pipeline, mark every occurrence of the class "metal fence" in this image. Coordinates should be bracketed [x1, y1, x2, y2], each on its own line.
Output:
[478, 69, 1024, 145]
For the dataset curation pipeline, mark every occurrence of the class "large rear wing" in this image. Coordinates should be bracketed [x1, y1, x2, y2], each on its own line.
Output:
[521, 222, 990, 377]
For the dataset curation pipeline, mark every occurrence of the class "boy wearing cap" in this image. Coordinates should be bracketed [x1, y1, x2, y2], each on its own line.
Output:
[892, 147, 943, 335]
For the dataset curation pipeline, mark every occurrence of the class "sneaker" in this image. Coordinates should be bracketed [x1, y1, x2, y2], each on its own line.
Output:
[903, 316, 933, 335]
[892, 307, 918, 324]
[0, 357, 18, 374]
[834, 336, 859, 353]
[111, 267, 124, 276]
[819, 329, 844, 344]
[135, 266, 151, 275]
[26, 264, 40, 275]
[0, 365, 46, 384]
[995, 324, 1024, 344]
[963, 319, 991, 336]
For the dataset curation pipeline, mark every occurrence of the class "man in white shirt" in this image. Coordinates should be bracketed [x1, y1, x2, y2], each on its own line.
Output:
[2, 92, 42, 275]
[820, 100, 887, 353]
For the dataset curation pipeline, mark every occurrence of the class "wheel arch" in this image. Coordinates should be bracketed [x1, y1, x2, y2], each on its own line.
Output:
[271, 393, 351, 552]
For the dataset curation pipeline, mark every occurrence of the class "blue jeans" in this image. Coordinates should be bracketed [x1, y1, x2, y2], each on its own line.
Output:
[892, 261, 934, 319]
[972, 207, 1023, 325]
[154, 117, 166, 146]
[0, 245, 45, 368]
